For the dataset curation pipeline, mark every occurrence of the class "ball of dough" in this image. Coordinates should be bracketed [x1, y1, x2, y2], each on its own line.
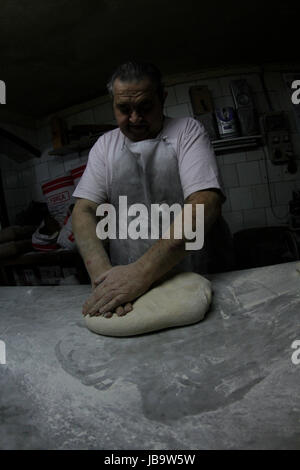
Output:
[85, 272, 212, 337]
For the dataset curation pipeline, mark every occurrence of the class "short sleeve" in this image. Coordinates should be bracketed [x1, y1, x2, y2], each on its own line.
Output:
[177, 118, 223, 199]
[72, 137, 107, 204]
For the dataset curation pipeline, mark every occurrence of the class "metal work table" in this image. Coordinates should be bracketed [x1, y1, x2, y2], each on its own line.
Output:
[0, 261, 300, 449]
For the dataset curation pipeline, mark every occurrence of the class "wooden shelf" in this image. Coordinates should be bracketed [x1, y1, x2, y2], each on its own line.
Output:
[48, 124, 118, 156]
[212, 135, 263, 154]
[48, 134, 101, 156]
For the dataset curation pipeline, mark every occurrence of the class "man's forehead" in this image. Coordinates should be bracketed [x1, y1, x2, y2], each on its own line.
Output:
[113, 78, 156, 100]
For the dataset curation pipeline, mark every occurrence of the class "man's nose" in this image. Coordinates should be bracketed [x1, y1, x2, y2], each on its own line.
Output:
[129, 110, 142, 124]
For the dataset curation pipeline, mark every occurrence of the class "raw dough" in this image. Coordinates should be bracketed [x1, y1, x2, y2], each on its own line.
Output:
[85, 272, 212, 337]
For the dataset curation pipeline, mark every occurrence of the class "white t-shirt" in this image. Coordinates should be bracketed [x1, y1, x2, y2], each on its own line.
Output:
[73, 116, 223, 204]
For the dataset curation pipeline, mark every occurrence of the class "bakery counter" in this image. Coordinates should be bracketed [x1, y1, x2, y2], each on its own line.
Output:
[0, 261, 300, 449]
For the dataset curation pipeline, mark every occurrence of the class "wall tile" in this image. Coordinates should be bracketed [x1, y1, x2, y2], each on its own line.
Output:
[0, 154, 17, 170]
[252, 184, 271, 208]
[259, 159, 284, 182]
[229, 186, 254, 211]
[273, 181, 297, 205]
[219, 164, 239, 188]
[215, 155, 224, 167]
[246, 148, 264, 162]
[223, 152, 246, 165]
[31, 182, 45, 203]
[4, 170, 20, 189]
[21, 166, 35, 187]
[164, 87, 177, 106]
[222, 189, 231, 213]
[223, 210, 244, 234]
[34, 162, 50, 183]
[18, 160, 32, 171]
[14, 188, 27, 207]
[243, 208, 267, 229]
[165, 103, 191, 118]
[237, 161, 262, 186]
[265, 205, 289, 226]
[174, 82, 195, 104]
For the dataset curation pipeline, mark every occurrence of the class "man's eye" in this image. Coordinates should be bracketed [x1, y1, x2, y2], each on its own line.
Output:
[118, 105, 130, 114]
[138, 103, 152, 113]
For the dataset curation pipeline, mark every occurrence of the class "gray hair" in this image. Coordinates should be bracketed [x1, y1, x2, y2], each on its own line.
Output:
[107, 61, 165, 102]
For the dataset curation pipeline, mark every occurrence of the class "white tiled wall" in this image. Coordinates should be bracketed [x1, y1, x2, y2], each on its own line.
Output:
[1, 69, 300, 235]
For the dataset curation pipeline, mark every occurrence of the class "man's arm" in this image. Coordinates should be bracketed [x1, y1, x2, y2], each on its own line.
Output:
[72, 198, 112, 285]
[73, 198, 134, 317]
[134, 189, 222, 285]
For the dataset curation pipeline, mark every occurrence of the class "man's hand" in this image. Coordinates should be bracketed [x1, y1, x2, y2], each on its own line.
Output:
[82, 262, 153, 317]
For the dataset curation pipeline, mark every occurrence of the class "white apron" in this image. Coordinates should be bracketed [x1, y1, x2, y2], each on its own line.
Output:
[107, 131, 233, 274]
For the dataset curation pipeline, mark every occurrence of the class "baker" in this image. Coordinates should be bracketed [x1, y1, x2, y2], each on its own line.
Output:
[72, 61, 234, 319]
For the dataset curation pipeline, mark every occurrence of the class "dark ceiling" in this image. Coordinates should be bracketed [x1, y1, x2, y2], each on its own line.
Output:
[0, 0, 299, 119]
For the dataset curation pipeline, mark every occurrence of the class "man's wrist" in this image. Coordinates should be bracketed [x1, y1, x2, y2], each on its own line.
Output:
[86, 258, 112, 284]
[134, 238, 186, 286]
[133, 258, 157, 286]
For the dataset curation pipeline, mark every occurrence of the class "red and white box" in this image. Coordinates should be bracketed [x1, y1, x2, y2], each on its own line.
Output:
[42, 175, 75, 227]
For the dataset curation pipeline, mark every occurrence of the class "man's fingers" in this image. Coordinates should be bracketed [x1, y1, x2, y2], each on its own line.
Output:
[83, 302, 133, 318]
[87, 290, 115, 316]
[124, 303, 133, 314]
[103, 312, 113, 318]
[115, 306, 125, 317]
[98, 295, 126, 314]
[105, 304, 133, 317]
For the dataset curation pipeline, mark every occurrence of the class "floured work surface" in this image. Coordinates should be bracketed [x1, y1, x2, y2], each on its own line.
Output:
[0, 261, 300, 449]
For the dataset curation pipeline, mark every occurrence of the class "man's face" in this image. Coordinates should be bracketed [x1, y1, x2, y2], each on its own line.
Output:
[112, 78, 165, 142]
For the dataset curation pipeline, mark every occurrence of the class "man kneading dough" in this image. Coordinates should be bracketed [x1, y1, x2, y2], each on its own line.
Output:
[72, 61, 234, 332]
